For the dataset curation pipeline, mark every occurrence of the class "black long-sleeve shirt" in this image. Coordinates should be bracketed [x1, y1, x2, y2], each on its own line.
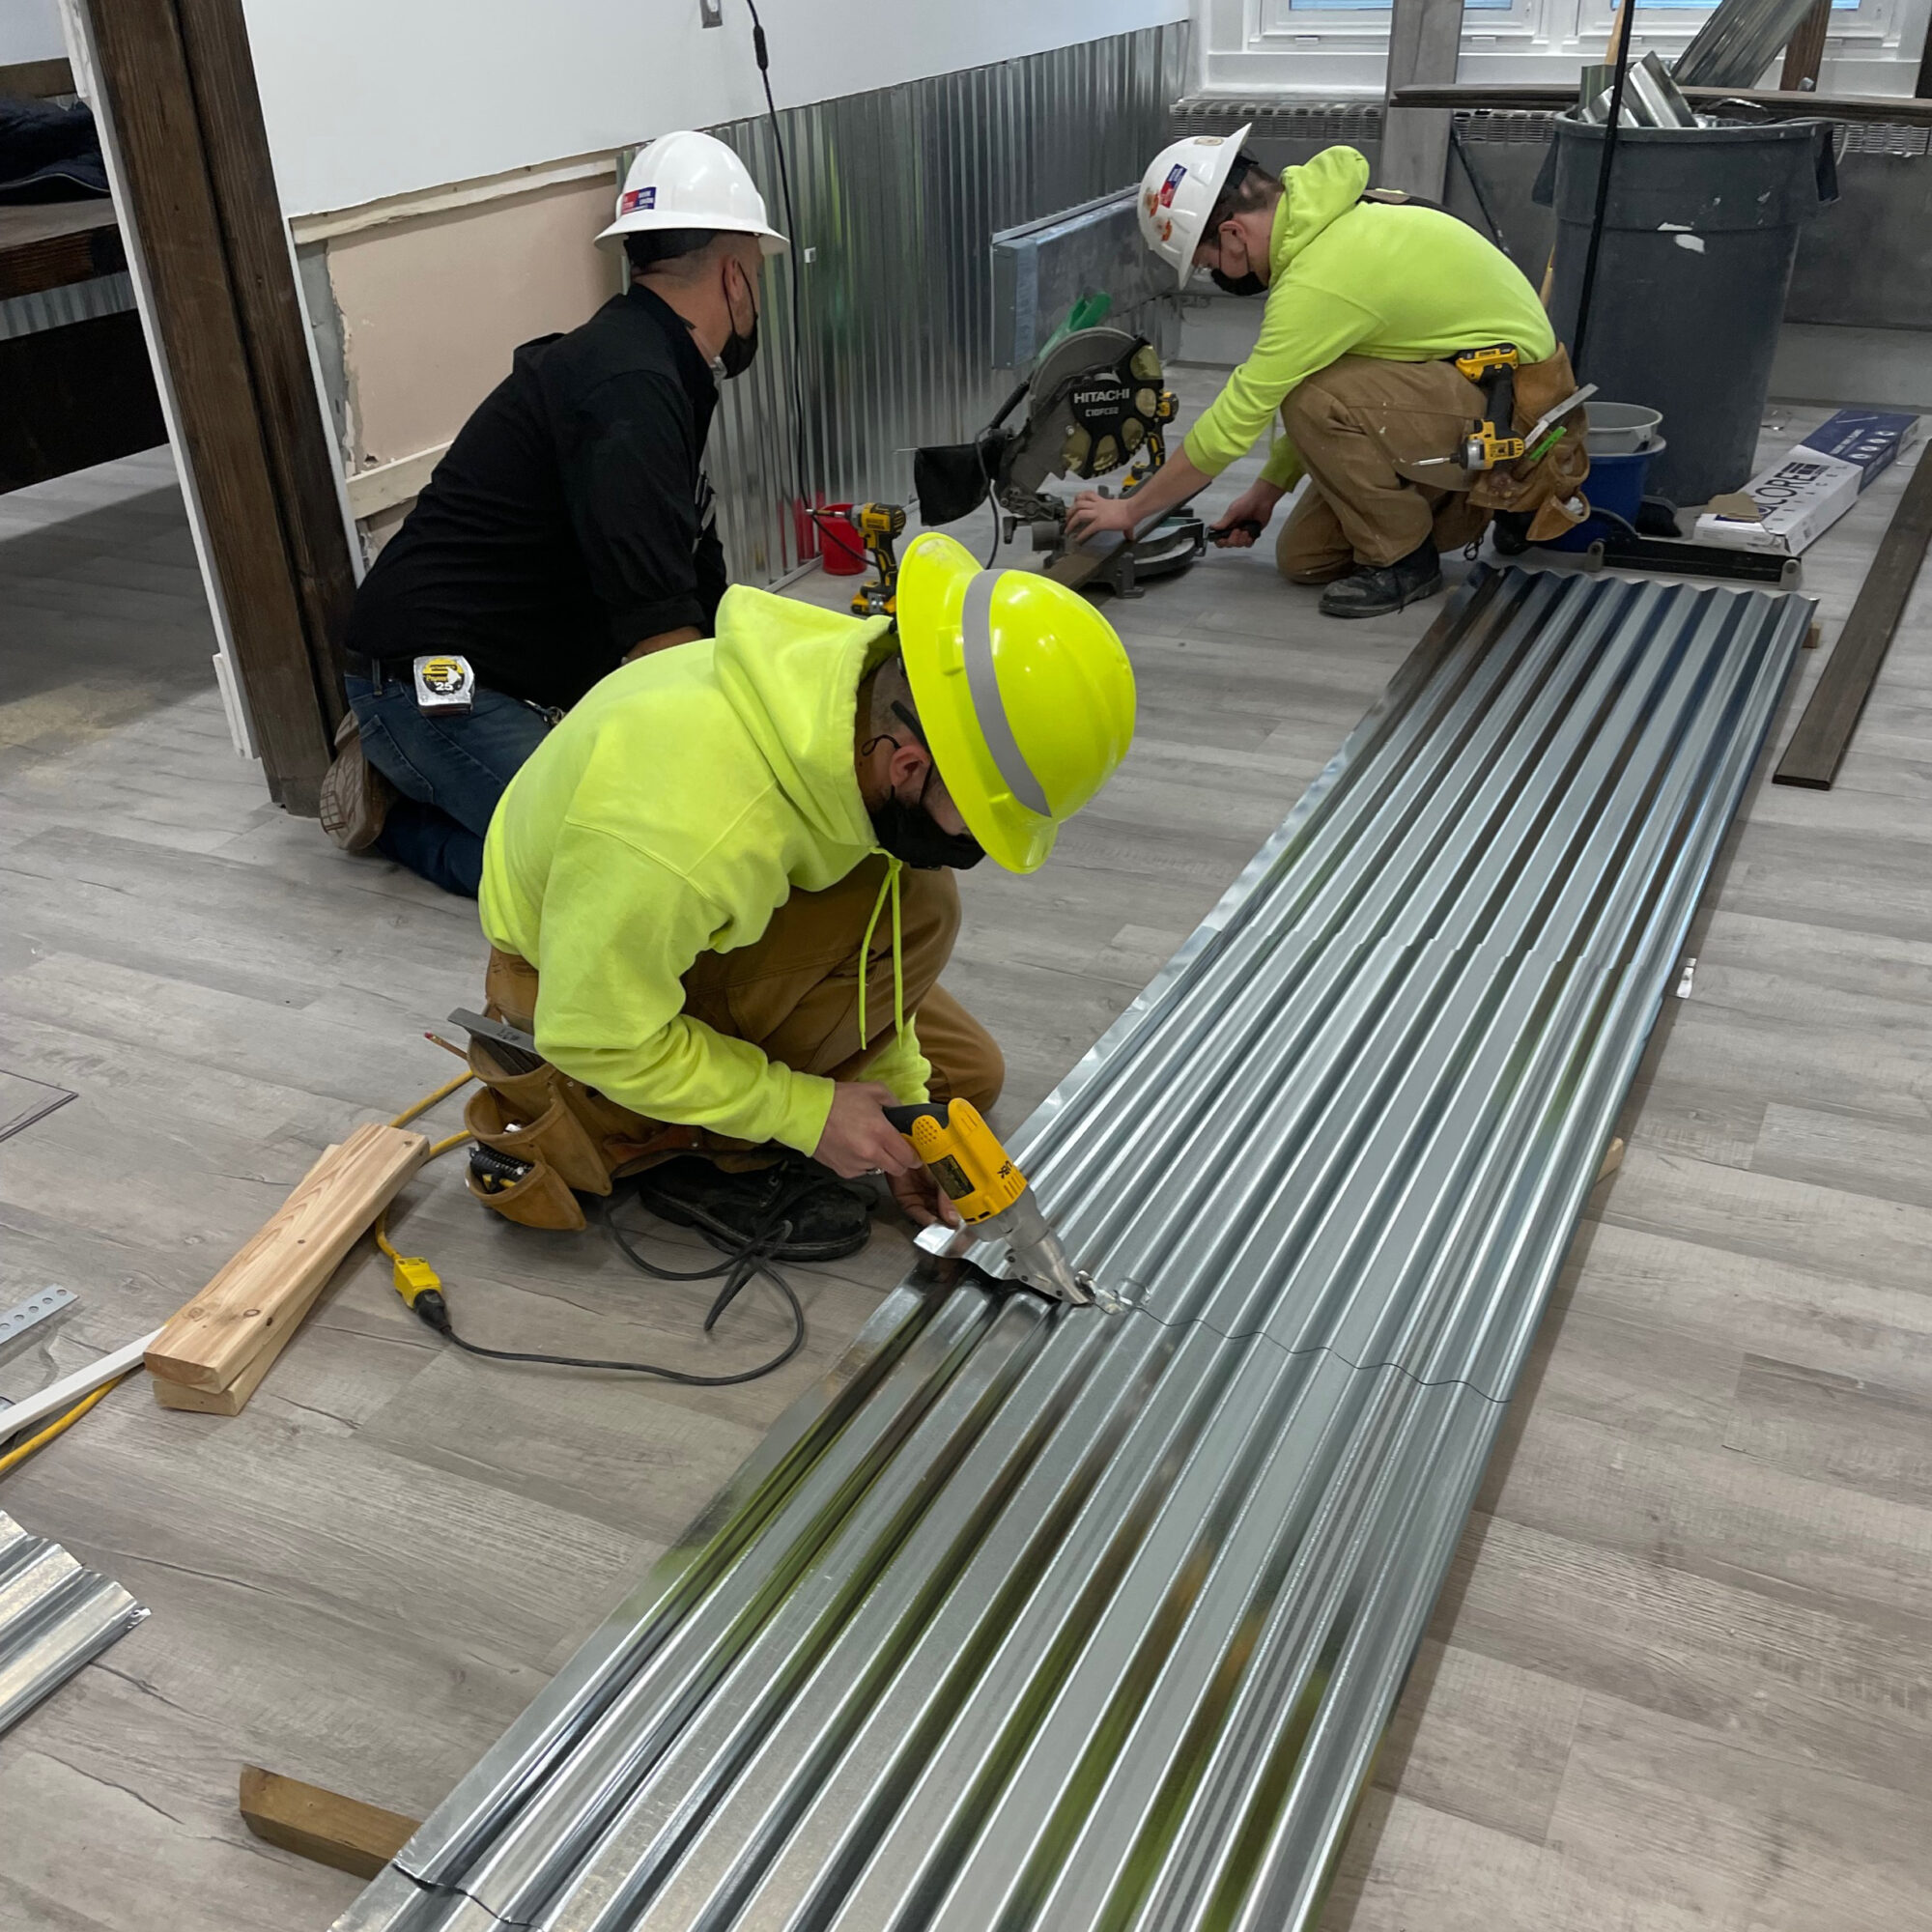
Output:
[345, 283, 725, 709]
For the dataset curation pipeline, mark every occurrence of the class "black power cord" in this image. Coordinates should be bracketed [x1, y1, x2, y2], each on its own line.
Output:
[744, 0, 827, 554]
[1571, 4, 1639, 378]
[398, 1161, 810, 1387]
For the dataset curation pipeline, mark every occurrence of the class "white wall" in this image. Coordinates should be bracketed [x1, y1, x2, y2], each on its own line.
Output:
[1, 0, 69, 66]
[242, 0, 1187, 216]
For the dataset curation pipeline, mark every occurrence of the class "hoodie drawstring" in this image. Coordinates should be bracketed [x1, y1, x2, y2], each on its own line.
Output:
[856, 856, 907, 1061]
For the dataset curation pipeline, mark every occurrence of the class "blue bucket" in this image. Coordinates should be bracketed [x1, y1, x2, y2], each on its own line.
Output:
[1548, 437, 1665, 552]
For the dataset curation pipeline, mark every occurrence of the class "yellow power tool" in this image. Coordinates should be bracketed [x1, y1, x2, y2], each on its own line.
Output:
[847, 501, 906, 619]
[1452, 343, 1524, 471]
[886, 1098, 1094, 1306]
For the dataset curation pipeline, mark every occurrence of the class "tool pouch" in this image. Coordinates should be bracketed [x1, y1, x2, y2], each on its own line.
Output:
[1468, 346, 1593, 542]
[463, 1036, 702, 1230]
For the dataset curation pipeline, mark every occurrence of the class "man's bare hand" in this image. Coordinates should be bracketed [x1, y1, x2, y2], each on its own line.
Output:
[1065, 492, 1143, 545]
[1210, 479, 1287, 548]
[813, 1081, 923, 1181]
[888, 1162, 962, 1231]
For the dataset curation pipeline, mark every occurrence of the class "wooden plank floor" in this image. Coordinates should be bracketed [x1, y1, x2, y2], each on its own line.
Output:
[0, 396, 1926, 1931]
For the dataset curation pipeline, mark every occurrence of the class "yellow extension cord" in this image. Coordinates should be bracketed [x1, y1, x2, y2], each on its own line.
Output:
[0, 1072, 478, 1481]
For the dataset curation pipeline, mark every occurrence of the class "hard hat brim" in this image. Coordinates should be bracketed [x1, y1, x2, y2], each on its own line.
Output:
[596, 213, 790, 255]
[895, 537, 1059, 876]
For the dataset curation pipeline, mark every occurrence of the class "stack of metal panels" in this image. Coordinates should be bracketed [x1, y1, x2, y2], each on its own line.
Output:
[338, 566, 1808, 1932]
[0, 1509, 147, 1735]
[1673, 0, 1828, 88]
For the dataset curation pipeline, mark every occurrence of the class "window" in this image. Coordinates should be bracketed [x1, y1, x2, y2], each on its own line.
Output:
[1195, 0, 1932, 96]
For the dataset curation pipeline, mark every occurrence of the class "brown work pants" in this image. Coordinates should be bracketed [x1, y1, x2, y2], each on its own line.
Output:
[465, 856, 1003, 1230]
[1274, 355, 1494, 581]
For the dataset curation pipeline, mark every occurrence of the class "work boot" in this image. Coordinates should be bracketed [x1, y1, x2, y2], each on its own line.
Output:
[319, 709, 395, 851]
[1318, 539, 1444, 620]
[632, 1153, 872, 1263]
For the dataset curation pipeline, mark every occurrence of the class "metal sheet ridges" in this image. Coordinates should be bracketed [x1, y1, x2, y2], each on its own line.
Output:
[333, 564, 1806, 1932]
[0, 1507, 148, 1736]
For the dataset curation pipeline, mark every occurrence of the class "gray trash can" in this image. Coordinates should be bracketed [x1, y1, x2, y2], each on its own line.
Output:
[1537, 115, 1837, 506]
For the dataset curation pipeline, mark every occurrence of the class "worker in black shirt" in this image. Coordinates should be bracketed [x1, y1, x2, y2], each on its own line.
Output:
[319, 129, 786, 896]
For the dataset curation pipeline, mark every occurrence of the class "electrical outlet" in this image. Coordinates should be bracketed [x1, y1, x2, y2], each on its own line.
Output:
[699, 0, 723, 24]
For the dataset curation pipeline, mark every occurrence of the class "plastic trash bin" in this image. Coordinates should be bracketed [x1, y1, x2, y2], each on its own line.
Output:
[1538, 114, 1836, 505]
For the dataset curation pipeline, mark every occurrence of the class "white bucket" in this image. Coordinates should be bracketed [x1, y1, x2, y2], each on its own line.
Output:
[1586, 401, 1663, 455]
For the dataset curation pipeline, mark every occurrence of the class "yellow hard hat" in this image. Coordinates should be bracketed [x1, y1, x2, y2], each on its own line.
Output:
[895, 532, 1136, 874]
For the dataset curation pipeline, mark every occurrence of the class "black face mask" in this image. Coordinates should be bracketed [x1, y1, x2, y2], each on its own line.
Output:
[716, 266, 760, 379]
[1209, 267, 1265, 297]
[869, 772, 985, 871]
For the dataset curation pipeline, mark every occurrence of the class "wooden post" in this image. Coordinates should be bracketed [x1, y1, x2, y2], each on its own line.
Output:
[75, 0, 355, 813]
[1382, 0, 1464, 199]
[1779, 0, 1833, 91]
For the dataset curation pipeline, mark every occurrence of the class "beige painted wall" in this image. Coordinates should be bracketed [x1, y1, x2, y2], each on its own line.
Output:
[327, 174, 619, 473]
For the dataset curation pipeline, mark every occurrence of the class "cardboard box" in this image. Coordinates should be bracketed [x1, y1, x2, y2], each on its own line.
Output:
[1693, 410, 1920, 557]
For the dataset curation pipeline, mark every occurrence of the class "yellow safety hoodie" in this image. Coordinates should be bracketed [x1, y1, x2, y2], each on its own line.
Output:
[479, 586, 927, 1154]
[1181, 145, 1555, 490]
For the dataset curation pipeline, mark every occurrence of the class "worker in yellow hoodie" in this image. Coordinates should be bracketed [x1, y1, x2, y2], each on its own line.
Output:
[461, 531, 1136, 1258]
[1069, 138, 1587, 618]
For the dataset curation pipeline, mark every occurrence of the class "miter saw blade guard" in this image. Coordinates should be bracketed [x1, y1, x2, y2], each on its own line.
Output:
[912, 327, 1204, 595]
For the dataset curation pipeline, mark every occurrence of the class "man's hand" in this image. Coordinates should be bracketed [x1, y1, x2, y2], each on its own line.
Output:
[1065, 492, 1144, 545]
[1210, 479, 1288, 548]
[812, 1081, 923, 1182]
[887, 1162, 961, 1232]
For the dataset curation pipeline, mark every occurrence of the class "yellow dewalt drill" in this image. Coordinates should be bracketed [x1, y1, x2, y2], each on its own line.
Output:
[847, 501, 906, 619]
[1453, 344, 1524, 471]
[886, 1098, 1094, 1305]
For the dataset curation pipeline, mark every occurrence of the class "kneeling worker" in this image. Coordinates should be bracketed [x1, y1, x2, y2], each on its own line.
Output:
[321, 129, 784, 895]
[1069, 136, 1587, 617]
[461, 533, 1136, 1253]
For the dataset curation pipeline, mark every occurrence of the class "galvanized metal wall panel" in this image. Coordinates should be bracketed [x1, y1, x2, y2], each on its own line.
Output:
[701, 25, 1186, 587]
[0, 1508, 147, 1735]
[335, 565, 1806, 1932]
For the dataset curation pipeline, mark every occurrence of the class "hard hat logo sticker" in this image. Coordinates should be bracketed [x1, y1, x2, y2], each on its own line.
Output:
[1159, 163, 1185, 208]
[618, 185, 657, 215]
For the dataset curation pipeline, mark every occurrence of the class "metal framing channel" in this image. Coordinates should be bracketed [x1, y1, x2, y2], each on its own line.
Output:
[336, 565, 1808, 1932]
[0, 1509, 147, 1735]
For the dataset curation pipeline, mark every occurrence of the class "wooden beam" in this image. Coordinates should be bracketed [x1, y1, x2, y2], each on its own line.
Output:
[1391, 82, 1932, 125]
[173, 0, 358, 709]
[0, 56, 77, 98]
[76, 0, 345, 811]
[0, 202, 125, 302]
[1779, 0, 1833, 91]
[145, 1124, 426, 1395]
[1382, 0, 1463, 200]
[1775, 456, 1932, 789]
[239, 1767, 418, 1881]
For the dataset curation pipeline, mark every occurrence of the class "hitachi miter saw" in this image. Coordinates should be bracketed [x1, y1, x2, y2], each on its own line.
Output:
[913, 327, 1206, 598]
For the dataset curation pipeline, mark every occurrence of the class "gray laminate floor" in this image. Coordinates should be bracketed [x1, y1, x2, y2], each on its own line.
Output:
[0, 395, 1927, 1931]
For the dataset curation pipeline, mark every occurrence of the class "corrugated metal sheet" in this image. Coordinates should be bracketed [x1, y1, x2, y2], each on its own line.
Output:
[334, 565, 1806, 1932]
[0, 1508, 147, 1735]
[701, 25, 1185, 586]
[0, 270, 137, 344]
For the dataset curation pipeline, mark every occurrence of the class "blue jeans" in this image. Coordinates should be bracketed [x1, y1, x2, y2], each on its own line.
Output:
[346, 672, 552, 898]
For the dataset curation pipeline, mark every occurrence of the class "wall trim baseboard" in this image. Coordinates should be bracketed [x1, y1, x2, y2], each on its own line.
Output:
[345, 441, 450, 518]
[290, 154, 619, 245]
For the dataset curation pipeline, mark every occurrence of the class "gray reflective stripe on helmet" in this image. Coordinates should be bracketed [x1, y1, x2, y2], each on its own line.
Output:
[959, 571, 1052, 818]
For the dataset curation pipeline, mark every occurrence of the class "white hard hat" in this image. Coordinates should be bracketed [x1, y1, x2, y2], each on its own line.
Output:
[1136, 124, 1254, 289]
[598, 129, 788, 255]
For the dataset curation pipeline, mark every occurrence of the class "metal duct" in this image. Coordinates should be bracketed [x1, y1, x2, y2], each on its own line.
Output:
[698, 24, 1185, 587]
[336, 566, 1807, 1932]
[0, 1508, 147, 1735]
